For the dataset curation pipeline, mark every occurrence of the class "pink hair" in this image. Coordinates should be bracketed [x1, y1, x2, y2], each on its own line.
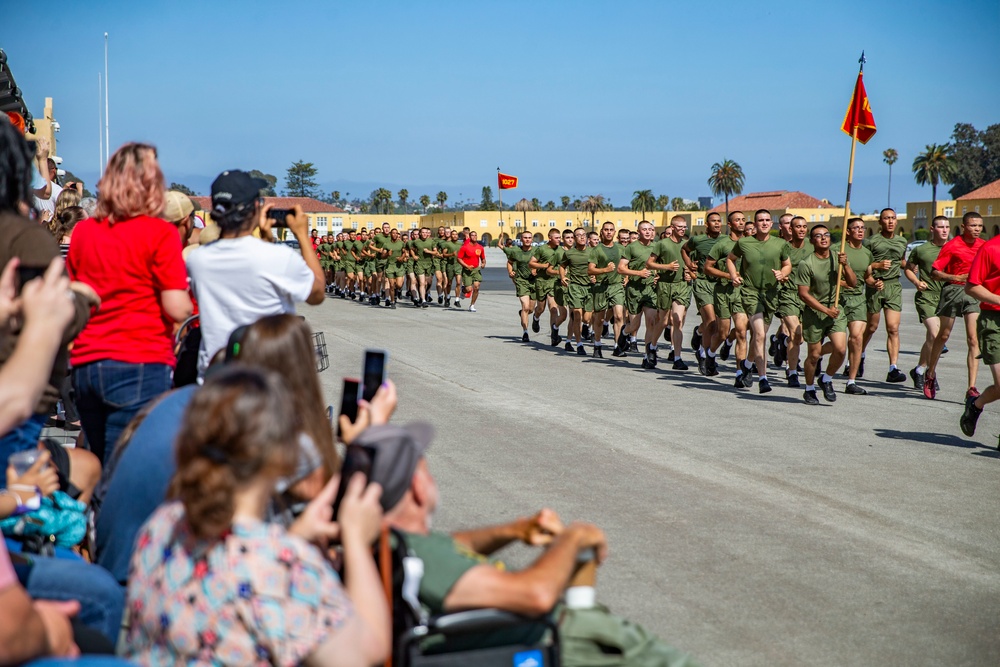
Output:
[95, 143, 165, 223]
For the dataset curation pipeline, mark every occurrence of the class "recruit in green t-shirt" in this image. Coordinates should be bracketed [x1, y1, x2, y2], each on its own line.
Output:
[589, 243, 622, 284]
[684, 233, 721, 279]
[621, 241, 655, 286]
[649, 237, 686, 284]
[907, 241, 943, 296]
[503, 245, 535, 279]
[731, 236, 791, 291]
[864, 233, 907, 281]
[707, 236, 737, 284]
[560, 246, 592, 286]
[795, 252, 842, 308]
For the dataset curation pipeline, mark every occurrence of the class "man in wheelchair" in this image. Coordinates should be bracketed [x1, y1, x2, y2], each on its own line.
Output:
[355, 423, 700, 667]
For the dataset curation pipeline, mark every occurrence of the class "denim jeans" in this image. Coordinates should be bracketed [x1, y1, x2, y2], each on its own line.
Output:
[71, 361, 172, 465]
[0, 412, 49, 467]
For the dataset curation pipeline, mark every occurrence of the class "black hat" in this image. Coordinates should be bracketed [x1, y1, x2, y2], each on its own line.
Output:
[353, 422, 434, 511]
[210, 170, 268, 212]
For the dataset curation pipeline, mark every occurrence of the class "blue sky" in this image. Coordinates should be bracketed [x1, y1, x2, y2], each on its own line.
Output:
[3, 0, 998, 213]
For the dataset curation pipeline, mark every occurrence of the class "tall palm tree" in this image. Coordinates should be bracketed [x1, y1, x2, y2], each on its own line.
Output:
[435, 191, 448, 212]
[670, 197, 685, 212]
[397, 188, 409, 214]
[631, 189, 655, 222]
[579, 195, 608, 228]
[707, 158, 746, 224]
[881, 148, 898, 209]
[332, 190, 340, 203]
[912, 144, 956, 220]
[419, 194, 431, 210]
[514, 197, 533, 231]
[560, 196, 570, 210]
[655, 194, 670, 211]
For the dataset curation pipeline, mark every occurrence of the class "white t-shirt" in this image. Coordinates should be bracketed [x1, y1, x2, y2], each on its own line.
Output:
[186, 236, 315, 375]
[34, 180, 62, 218]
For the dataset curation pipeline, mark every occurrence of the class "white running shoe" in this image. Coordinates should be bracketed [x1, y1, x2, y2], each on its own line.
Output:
[469, 305, 476, 312]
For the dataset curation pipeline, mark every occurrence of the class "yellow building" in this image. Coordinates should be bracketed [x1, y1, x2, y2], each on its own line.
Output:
[904, 179, 1000, 239]
[709, 190, 845, 227]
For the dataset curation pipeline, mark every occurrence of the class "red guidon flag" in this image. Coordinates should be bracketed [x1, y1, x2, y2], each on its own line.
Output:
[498, 172, 518, 190]
[841, 71, 876, 144]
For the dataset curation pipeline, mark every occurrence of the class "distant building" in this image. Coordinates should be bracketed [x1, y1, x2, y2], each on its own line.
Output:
[698, 196, 714, 210]
[957, 179, 1000, 238]
[191, 196, 345, 234]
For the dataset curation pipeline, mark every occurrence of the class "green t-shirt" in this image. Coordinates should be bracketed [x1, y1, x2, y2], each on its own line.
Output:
[843, 244, 874, 296]
[684, 234, 721, 279]
[560, 246, 592, 286]
[316, 243, 330, 262]
[907, 241, 944, 297]
[649, 237, 685, 284]
[621, 241, 655, 287]
[532, 244, 560, 281]
[782, 242, 813, 291]
[731, 236, 791, 291]
[707, 235, 738, 284]
[411, 238, 438, 264]
[588, 244, 621, 285]
[864, 233, 907, 281]
[795, 252, 841, 309]
[503, 245, 535, 279]
[382, 238, 406, 263]
[440, 240, 462, 264]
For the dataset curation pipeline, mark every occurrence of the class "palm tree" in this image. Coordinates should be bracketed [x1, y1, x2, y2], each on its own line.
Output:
[560, 196, 570, 210]
[707, 158, 746, 223]
[631, 189, 655, 221]
[912, 144, 956, 220]
[544, 200, 555, 211]
[514, 198, 533, 232]
[579, 195, 608, 228]
[670, 197, 685, 212]
[531, 197, 541, 210]
[398, 188, 409, 214]
[655, 194, 670, 211]
[332, 190, 340, 203]
[419, 194, 431, 210]
[882, 148, 898, 209]
[435, 191, 448, 212]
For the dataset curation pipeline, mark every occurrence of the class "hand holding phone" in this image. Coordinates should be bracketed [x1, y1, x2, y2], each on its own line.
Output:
[331, 444, 376, 521]
[337, 378, 360, 439]
[361, 349, 388, 402]
[268, 208, 293, 228]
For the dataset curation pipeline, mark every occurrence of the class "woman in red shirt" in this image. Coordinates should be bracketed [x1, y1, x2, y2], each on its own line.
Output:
[67, 143, 193, 464]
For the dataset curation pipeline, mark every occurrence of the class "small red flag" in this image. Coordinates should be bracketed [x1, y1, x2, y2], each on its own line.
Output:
[498, 172, 518, 190]
[841, 71, 876, 144]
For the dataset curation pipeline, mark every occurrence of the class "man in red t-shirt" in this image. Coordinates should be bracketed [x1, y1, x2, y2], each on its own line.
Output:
[960, 219, 1000, 441]
[924, 212, 986, 399]
[456, 231, 486, 312]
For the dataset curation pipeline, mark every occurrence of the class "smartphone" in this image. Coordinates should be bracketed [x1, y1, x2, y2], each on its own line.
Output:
[337, 378, 360, 437]
[268, 208, 293, 228]
[15, 266, 47, 295]
[331, 444, 376, 520]
[361, 349, 388, 402]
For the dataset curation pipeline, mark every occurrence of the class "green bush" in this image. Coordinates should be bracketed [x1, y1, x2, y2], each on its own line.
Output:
[914, 228, 929, 240]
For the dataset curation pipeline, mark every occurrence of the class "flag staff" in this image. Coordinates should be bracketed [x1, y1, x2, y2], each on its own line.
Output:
[834, 51, 867, 306]
[497, 167, 504, 243]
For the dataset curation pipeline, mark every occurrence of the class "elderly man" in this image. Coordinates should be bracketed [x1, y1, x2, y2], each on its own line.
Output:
[357, 422, 700, 667]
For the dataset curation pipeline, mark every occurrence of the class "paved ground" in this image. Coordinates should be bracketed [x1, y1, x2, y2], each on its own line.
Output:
[306, 247, 999, 666]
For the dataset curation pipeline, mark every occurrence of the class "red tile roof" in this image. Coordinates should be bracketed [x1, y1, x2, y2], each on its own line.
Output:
[708, 191, 839, 213]
[957, 178, 1000, 201]
[189, 196, 344, 213]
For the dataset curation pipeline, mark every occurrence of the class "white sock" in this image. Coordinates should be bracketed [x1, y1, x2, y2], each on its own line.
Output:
[821, 373, 832, 383]
[706, 349, 717, 358]
[806, 384, 816, 391]
[861, 352, 866, 359]
[889, 364, 897, 371]
[916, 365, 925, 375]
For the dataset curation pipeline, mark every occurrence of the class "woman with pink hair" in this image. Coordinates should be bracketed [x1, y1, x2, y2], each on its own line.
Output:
[67, 143, 193, 464]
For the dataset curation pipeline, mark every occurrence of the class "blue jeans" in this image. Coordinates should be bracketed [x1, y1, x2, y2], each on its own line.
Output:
[71, 361, 172, 465]
[0, 412, 49, 467]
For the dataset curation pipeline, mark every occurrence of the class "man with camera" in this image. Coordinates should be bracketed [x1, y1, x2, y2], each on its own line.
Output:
[186, 170, 325, 378]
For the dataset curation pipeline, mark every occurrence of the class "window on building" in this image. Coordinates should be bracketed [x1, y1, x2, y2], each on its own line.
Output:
[410, 222, 418, 229]
[549, 220, 556, 227]
[367, 222, 373, 230]
[480, 221, 488, 227]
[696, 218, 704, 224]
[810, 215, 816, 222]
[988, 205, 993, 216]
[962, 207, 967, 215]
[974, 206, 980, 213]
[944, 207, 954, 217]
[317, 216, 327, 224]
[532, 220, 539, 227]
[351, 224, 358, 230]
[332, 217, 343, 225]
[565, 221, 573, 227]
[397, 223, 404, 229]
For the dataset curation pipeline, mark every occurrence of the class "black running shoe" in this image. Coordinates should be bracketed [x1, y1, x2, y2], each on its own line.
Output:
[719, 340, 732, 361]
[425, 295, 433, 303]
[582, 325, 591, 341]
[691, 326, 702, 353]
[698, 355, 708, 376]
[909, 367, 924, 391]
[663, 326, 672, 343]
[844, 383, 867, 395]
[942, 345, 949, 355]
[438, 294, 444, 305]
[592, 346, 604, 358]
[641, 358, 651, 369]
[629, 341, 639, 352]
[421, 302, 430, 308]
[649, 348, 658, 364]
[705, 356, 719, 376]
[666, 350, 676, 363]
[886, 368, 906, 383]
[612, 346, 627, 358]
[565, 342, 574, 352]
[385, 298, 393, 307]
[617, 329, 628, 350]
[759, 378, 772, 394]
[673, 358, 689, 371]
[960, 396, 983, 436]
[820, 379, 837, 402]
[857, 356, 865, 378]
[390, 301, 397, 309]
[531, 319, 540, 334]
[742, 369, 755, 388]
[734, 373, 744, 388]
[445, 296, 451, 307]
[602, 323, 610, 338]
[803, 389, 819, 405]
[786, 373, 801, 388]
[521, 332, 529, 343]
[768, 335, 778, 357]
[774, 339, 787, 367]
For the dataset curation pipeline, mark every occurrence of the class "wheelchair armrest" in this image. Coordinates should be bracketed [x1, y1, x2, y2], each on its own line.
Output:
[426, 609, 556, 636]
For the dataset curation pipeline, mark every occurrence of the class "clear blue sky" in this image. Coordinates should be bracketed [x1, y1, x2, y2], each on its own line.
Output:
[3, 0, 998, 213]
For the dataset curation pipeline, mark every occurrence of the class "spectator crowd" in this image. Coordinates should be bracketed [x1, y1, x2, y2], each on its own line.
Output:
[0, 109, 700, 665]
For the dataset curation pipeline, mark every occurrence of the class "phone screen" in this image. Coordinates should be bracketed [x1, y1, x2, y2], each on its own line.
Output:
[337, 378, 360, 437]
[268, 208, 292, 228]
[361, 349, 387, 402]
[331, 444, 376, 520]
[16, 266, 47, 295]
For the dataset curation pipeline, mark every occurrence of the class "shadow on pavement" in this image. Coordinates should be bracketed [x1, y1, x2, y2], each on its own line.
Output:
[872, 428, 980, 449]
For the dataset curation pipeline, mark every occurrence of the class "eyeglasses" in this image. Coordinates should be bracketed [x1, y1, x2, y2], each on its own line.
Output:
[812, 233, 831, 239]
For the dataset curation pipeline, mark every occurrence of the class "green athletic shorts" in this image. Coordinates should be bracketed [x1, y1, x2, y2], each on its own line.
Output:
[977, 310, 1000, 365]
[533, 277, 555, 301]
[446, 263, 459, 281]
[415, 261, 435, 277]
[589, 283, 608, 313]
[605, 281, 625, 308]
[656, 281, 691, 311]
[553, 283, 566, 307]
[432, 257, 442, 272]
[777, 285, 803, 319]
[461, 268, 482, 287]
[514, 277, 535, 298]
[625, 282, 656, 314]
[693, 278, 715, 311]
[914, 291, 940, 323]
[376, 259, 388, 274]
[839, 291, 867, 323]
[385, 264, 405, 279]
[363, 261, 376, 277]
[565, 283, 590, 310]
[866, 279, 902, 313]
[802, 308, 847, 344]
[936, 283, 978, 319]
[713, 282, 742, 319]
[741, 286, 780, 326]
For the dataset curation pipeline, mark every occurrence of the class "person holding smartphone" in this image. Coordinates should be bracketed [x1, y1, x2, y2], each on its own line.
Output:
[186, 170, 325, 378]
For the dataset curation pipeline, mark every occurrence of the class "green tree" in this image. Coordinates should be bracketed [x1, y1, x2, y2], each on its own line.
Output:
[284, 161, 319, 198]
[332, 190, 341, 203]
[946, 122, 1000, 199]
[62, 170, 94, 197]
[436, 191, 448, 211]
[560, 196, 570, 210]
[531, 197, 541, 210]
[670, 197, 685, 212]
[480, 186, 495, 211]
[579, 195, 608, 228]
[248, 170, 277, 197]
[655, 194, 670, 211]
[544, 200, 555, 211]
[168, 182, 198, 196]
[419, 194, 431, 210]
[571, 198, 581, 211]
[514, 197, 533, 230]
[913, 144, 957, 218]
[707, 158, 745, 222]
[882, 148, 898, 208]
[397, 189, 408, 213]
[631, 189, 655, 221]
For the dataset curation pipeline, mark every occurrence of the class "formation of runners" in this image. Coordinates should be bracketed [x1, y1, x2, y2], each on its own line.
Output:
[313, 222, 488, 312]
[499, 208, 1000, 432]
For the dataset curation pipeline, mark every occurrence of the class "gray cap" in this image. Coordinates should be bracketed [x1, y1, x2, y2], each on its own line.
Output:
[353, 422, 434, 511]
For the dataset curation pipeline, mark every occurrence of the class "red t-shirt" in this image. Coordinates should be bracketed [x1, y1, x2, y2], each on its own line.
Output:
[967, 236, 1000, 313]
[457, 241, 484, 269]
[67, 215, 189, 366]
[931, 236, 986, 285]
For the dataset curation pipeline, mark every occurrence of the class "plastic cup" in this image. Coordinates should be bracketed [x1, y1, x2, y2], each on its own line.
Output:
[9, 449, 42, 477]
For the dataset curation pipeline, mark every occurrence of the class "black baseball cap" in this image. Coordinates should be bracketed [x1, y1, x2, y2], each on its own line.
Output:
[353, 422, 434, 511]
[210, 170, 268, 212]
